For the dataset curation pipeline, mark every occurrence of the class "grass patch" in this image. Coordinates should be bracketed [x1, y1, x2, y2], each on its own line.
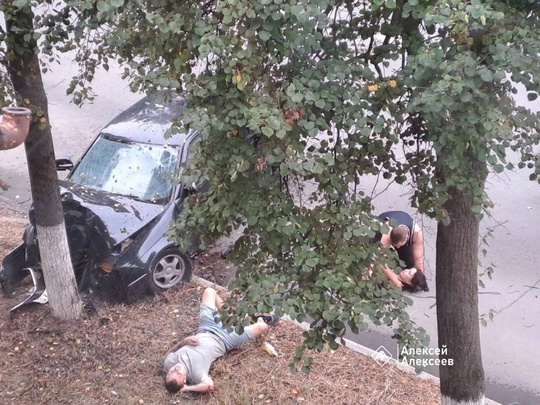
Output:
[0, 210, 440, 404]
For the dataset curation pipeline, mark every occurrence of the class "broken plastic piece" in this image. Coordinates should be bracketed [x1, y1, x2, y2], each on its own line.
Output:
[262, 342, 278, 357]
[10, 267, 48, 315]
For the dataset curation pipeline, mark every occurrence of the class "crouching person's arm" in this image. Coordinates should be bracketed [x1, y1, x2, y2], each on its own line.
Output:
[381, 265, 403, 288]
[180, 375, 215, 393]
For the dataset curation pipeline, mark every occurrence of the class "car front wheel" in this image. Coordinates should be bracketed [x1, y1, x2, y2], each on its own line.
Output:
[148, 248, 192, 293]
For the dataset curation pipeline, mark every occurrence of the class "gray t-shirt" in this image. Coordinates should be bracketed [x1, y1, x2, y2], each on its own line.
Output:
[163, 332, 226, 384]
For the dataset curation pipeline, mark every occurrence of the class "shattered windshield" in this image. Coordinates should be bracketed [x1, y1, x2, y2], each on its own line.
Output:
[69, 135, 179, 203]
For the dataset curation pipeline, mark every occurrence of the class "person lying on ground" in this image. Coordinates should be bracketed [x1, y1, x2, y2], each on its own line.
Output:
[393, 267, 429, 293]
[163, 287, 279, 394]
[372, 210, 429, 291]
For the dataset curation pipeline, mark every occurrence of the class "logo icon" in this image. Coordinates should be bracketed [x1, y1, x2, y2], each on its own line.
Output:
[372, 345, 392, 365]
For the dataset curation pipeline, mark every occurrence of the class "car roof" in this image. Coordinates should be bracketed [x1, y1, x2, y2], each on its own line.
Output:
[100, 92, 192, 147]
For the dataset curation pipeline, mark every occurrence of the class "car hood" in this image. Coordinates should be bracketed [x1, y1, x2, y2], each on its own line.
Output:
[58, 180, 166, 245]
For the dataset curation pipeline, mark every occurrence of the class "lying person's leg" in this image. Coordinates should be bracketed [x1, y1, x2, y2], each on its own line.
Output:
[218, 317, 271, 351]
[198, 288, 278, 350]
[198, 288, 226, 335]
[201, 287, 223, 310]
[245, 317, 271, 338]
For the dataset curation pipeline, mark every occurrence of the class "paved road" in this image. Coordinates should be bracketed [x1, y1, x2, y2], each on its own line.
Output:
[0, 55, 143, 211]
[348, 83, 540, 403]
[354, 160, 540, 405]
[1, 56, 539, 405]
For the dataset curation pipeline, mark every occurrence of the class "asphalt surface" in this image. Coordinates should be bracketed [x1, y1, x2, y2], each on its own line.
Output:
[354, 150, 540, 405]
[0, 56, 143, 212]
[1, 56, 539, 405]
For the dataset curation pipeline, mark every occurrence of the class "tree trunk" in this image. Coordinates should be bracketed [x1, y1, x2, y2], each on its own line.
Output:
[5, 5, 83, 320]
[436, 160, 487, 405]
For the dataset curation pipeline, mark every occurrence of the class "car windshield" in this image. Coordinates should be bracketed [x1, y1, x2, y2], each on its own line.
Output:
[69, 135, 179, 203]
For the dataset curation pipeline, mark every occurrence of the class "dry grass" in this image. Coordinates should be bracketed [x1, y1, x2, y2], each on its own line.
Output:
[0, 209, 27, 258]
[0, 210, 441, 405]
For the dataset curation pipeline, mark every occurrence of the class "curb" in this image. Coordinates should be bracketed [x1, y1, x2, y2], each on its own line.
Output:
[192, 275, 502, 405]
[0, 215, 27, 225]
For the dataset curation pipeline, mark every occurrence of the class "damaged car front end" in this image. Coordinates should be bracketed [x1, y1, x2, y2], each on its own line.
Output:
[1, 93, 200, 311]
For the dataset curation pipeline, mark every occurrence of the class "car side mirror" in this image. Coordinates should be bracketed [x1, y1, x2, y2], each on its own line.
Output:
[186, 181, 198, 195]
[56, 157, 74, 171]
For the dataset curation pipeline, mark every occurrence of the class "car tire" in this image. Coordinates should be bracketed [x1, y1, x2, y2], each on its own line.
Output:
[147, 248, 192, 293]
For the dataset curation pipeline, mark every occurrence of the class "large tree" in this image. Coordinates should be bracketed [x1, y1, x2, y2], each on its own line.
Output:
[1, 2, 83, 320]
[9, 0, 540, 403]
[80, 0, 540, 403]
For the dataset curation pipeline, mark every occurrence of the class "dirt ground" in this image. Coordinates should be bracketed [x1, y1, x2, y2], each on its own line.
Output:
[0, 209, 441, 405]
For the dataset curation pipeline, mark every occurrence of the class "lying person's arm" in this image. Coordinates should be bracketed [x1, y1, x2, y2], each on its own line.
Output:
[168, 335, 199, 354]
[180, 375, 215, 393]
[181, 336, 199, 346]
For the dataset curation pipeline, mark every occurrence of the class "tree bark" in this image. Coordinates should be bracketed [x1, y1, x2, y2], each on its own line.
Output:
[5, 5, 82, 320]
[436, 160, 487, 405]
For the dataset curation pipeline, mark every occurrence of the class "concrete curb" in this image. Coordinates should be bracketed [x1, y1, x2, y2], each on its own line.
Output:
[192, 275, 501, 405]
[0, 215, 27, 225]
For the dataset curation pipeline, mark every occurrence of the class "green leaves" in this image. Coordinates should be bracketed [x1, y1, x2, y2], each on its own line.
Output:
[385, 0, 397, 9]
[478, 67, 494, 82]
[10, 0, 539, 374]
[259, 30, 271, 41]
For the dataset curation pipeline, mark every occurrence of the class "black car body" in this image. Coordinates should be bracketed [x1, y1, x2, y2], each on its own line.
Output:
[1, 93, 200, 307]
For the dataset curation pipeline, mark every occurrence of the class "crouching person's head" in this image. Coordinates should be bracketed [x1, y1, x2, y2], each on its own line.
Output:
[165, 363, 187, 393]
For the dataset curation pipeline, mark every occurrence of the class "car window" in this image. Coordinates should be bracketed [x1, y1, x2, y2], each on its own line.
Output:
[183, 135, 211, 193]
[186, 136, 200, 161]
[69, 135, 180, 203]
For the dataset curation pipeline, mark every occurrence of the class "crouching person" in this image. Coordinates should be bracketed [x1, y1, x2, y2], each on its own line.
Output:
[163, 287, 279, 393]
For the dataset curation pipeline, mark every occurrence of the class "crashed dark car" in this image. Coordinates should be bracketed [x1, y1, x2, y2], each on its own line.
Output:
[1, 93, 201, 308]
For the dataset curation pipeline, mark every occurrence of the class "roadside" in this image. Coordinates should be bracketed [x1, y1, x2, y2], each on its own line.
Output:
[0, 209, 441, 404]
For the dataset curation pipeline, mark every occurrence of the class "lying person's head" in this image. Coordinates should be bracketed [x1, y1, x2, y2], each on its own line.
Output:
[165, 363, 187, 393]
[398, 268, 429, 293]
